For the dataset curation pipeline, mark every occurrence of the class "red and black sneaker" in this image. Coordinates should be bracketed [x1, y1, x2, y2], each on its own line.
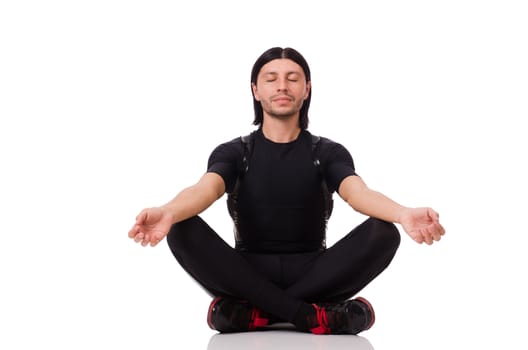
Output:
[207, 297, 271, 333]
[309, 297, 375, 335]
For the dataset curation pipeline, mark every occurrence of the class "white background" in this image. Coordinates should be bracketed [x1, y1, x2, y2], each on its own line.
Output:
[1, 1, 527, 349]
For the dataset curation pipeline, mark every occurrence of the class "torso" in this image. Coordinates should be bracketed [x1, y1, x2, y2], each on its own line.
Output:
[207, 128, 357, 253]
[233, 129, 327, 252]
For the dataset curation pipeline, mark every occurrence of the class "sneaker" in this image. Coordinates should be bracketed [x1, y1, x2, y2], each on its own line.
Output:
[309, 297, 375, 335]
[207, 297, 271, 333]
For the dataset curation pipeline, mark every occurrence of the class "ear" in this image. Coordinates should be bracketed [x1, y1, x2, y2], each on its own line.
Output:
[304, 81, 311, 100]
[251, 82, 261, 101]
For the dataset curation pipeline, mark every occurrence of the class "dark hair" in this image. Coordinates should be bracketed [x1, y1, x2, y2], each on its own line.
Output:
[250, 47, 312, 130]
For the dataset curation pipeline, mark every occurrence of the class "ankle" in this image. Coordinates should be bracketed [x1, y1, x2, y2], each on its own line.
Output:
[292, 303, 325, 333]
[207, 297, 275, 333]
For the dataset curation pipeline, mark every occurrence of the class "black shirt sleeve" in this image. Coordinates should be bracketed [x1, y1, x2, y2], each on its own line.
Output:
[207, 138, 243, 193]
[319, 138, 357, 193]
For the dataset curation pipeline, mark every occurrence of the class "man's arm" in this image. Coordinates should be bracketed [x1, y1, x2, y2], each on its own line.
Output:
[338, 175, 445, 245]
[162, 172, 226, 224]
[338, 175, 407, 223]
[128, 172, 225, 247]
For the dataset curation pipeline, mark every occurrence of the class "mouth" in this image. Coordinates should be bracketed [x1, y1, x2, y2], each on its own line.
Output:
[272, 95, 293, 103]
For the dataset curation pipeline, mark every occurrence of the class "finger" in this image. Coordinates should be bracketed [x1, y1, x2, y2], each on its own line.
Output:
[412, 233, 424, 244]
[127, 225, 138, 238]
[135, 210, 148, 225]
[128, 225, 143, 239]
[423, 231, 434, 245]
[134, 232, 144, 243]
[431, 222, 445, 238]
[426, 229, 439, 244]
[427, 208, 440, 222]
[437, 222, 446, 235]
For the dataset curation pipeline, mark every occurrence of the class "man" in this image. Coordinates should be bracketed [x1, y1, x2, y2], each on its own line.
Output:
[128, 47, 445, 335]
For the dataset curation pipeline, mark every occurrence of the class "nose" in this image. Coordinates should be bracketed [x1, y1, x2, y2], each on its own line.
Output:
[276, 77, 288, 92]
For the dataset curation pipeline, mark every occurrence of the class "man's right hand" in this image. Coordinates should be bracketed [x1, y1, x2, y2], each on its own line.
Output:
[128, 207, 173, 247]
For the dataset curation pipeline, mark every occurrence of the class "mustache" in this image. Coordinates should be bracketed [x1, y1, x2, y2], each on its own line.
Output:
[271, 93, 295, 101]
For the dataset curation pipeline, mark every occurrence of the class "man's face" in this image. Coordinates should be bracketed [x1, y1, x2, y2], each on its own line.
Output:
[252, 58, 311, 121]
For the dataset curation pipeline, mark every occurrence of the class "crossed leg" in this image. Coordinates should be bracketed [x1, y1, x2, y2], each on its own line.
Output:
[166, 216, 400, 325]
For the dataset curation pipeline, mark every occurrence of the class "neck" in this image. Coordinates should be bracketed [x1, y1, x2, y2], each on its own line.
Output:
[261, 115, 301, 143]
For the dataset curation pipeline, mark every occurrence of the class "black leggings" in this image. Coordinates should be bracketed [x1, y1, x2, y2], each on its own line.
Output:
[167, 216, 400, 324]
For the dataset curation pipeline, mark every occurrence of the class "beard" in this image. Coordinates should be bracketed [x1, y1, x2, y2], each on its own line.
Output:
[261, 96, 304, 120]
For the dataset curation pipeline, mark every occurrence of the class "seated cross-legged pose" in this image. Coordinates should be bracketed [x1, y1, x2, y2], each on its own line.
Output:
[128, 47, 445, 335]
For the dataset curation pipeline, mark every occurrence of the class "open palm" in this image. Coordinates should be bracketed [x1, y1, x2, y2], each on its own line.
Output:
[128, 207, 173, 247]
[400, 207, 445, 245]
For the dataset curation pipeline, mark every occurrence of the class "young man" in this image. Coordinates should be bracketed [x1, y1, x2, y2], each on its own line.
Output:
[128, 47, 445, 335]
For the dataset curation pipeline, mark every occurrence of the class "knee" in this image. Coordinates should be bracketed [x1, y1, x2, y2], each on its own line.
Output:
[365, 217, 401, 254]
[166, 215, 204, 253]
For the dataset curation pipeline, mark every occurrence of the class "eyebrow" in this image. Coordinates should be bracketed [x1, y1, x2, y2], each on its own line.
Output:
[263, 71, 302, 76]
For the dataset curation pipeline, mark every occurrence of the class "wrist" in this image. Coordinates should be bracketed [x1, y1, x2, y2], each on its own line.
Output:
[160, 204, 178, 224]
[395, 206, 411, 224]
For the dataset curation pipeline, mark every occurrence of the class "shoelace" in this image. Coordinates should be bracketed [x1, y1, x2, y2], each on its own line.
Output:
[310, 304, 331, 334]
[249, 308, 269, 330]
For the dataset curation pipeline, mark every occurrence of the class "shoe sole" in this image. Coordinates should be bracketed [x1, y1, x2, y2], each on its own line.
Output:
[354, 297, 375, 330]
[207, 296, 223, 330]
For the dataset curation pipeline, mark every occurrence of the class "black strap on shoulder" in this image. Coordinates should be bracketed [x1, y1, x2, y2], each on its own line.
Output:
[310, 134, 321, 166]
[310, 135, 333, 222]
[240, 132, 255, 174]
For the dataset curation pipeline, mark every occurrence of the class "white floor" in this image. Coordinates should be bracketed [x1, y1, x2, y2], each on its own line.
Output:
[207, 330, 375, 350]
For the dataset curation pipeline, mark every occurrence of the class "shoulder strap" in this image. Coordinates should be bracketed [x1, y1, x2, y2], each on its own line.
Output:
[240, 132, 255, 173]
[241, 134, 251, 143]
[310, 134, 333, 222]
[311, 134, 321, 166]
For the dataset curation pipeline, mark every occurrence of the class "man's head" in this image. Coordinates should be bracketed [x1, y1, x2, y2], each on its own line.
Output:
[251, 47, 312, 130]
